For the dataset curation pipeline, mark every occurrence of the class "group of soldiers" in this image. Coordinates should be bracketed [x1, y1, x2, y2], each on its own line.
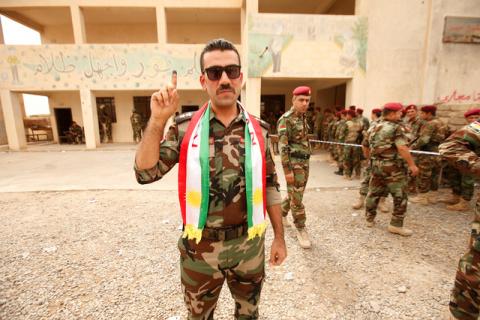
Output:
[278, 93, 480, 318]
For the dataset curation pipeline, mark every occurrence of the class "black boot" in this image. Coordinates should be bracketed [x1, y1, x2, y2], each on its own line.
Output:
[334, 168, 344, 176]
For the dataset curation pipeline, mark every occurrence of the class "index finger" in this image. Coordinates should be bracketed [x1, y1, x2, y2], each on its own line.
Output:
[171, 70, 177, 89]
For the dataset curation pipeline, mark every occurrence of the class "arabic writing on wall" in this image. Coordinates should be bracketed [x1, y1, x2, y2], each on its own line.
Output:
[436, 89, 480, 105]
[1, 45, 202, 89]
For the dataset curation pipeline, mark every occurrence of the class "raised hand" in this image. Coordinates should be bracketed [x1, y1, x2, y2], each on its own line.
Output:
[150, 70, 180, 124]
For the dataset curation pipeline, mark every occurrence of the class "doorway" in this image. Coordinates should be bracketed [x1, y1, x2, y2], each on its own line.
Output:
[54, 108, 72, 143]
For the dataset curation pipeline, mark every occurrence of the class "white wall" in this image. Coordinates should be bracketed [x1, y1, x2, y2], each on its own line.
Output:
[167, 23, 240, 44]
[0, 102, 8, 144]
[86, 24, 158, 43]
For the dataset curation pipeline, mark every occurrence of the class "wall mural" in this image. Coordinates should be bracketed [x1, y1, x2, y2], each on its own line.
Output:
[0, 44, 205, 90]
[248, 14, 368, 78]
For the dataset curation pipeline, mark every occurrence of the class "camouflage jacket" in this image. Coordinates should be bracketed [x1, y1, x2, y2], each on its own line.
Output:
[326, 120, 336, 141]
[134, 107, 281, 228]
[364, 119, 408, 161]
[439, 121, 480, 176]
[361, 119, 379, 146]
[344, 118, 363, 143]
[410, 117, 448, 151]
[404, 116, 424, 143]
[130, 112, 143, 126]
[335, 119, 347, 142]
[361, 116, 370, 132]
[277, 107, 311, 174]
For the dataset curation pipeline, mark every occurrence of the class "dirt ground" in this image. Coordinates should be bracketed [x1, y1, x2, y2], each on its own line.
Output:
[0, 187, 467, 319]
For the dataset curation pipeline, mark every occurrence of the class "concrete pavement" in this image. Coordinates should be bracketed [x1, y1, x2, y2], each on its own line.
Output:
[0, 143, 359, 193]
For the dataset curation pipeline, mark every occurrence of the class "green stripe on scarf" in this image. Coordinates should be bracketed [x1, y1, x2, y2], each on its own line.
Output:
[198, 104, 210, 229]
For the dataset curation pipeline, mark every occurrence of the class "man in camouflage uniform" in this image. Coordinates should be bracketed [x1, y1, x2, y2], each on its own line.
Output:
[334, 110, 348, 175]
[98, 104, 113, 143]
[439, 120, 480, 320]
[403, 105, 424, 194]
[277, 86, 312, 249]
[409, 105, 448, 205]
[343, 109, 363, 180]
[327, 111, 340, 162]
[440, 109, 480, 212]
[67, 121, 83, 144]
[363, 103, 419, 236]
[353, 108, 388, 212]
[134, 39, 286, 320]
[130, 109, 143, 143]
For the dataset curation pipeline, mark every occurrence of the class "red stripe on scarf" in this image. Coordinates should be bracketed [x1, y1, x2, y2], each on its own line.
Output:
[249, 115, 267, 217]
[178, 102, 209, 224]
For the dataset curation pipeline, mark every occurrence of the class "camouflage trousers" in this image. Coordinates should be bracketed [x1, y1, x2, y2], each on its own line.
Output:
[178, 234, 265, 320]
[359, 164, 372, 196]
[282, 159, 309, 229]
[343, 145, 362, 177]
[335, 143, 344, 166]
[450, 198, 480, 319]
[365, 159, 408, 227]
[415, 153, 441, 193]
[448, 168, 475, 201]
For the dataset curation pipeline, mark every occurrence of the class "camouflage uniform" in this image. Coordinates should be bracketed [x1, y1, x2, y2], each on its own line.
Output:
[439, 121, 480, 320]
[359, 119, 380, 196]
[343, 117, 363, 178]
[410, 117, 448, 194]
[130, 111, 143, 143]
[364, 119, 409, 227]
[335, 118, 347, 168]
[98, 107, 113, 143]
[404, 116, 425, 193]
[277, 107, 311, 229]
[135, 107, 281, 320]
[68, 123, 83, 144]
[326, 118, 337, 159]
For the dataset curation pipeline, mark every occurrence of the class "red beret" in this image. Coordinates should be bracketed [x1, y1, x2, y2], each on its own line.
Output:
[372, 108, 382, 113]
[356, 108, 364, 114]
[405, 104, 417, 111]
[335, 111, 341, 117]
[340, 110, 348, 115]
[292, 86, 311, 96]
[349, 105, 356, 111]
[464, 108, 480, 118]
[420, 105, 437, 113]
[383, 102, 403, 111]
[347, 110, 356, 117]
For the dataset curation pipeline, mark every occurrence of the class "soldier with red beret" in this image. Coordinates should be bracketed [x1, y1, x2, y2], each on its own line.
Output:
[277, 86, 313, 248]
[343, 109, 363, 180]
[409, 105, 449, 205]
[334, 109, 349, 176]
[403, 104, 425, 194]
[363, 102, 419, 236]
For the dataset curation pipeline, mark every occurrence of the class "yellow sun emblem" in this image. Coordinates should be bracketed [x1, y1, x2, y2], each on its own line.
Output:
[187, 190, 201, 207]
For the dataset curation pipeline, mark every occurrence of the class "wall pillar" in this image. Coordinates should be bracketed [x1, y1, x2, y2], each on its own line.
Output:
[70, 5, 87, 44]
[156, 3, 167, 45]
[80, 88, 100, 149]
[245, 78, 261, 116]
[0, 90, 26, 150]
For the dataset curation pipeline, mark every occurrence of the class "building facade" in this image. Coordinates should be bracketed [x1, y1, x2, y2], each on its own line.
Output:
[0, 0, 479, 150]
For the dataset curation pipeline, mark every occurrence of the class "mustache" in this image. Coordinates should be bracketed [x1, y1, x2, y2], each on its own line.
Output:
[217, 84, 235, 94]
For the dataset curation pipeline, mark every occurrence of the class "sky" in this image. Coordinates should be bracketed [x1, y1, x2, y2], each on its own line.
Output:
[1, 15, 50, 116]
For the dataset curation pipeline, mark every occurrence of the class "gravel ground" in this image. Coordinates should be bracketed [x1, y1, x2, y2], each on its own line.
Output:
[0, 188, 469, 319]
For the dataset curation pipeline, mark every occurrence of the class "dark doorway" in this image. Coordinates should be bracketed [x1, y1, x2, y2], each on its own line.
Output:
[261, 94, 285, 132]
[133, 96, 151, 130]
[54, 108, 72, 144]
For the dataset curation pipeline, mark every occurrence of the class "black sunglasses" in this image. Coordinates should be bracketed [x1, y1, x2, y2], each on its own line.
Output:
[203, 65, 241, 81]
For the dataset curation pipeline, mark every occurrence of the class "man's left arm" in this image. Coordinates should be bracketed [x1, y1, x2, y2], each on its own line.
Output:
[264, 134, 287, 266]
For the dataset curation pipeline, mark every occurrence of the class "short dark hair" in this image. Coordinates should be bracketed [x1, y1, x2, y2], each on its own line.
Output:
[382, 109, 396, 117]
[200, 38, 241, 72]
[373, 111, 382, 118]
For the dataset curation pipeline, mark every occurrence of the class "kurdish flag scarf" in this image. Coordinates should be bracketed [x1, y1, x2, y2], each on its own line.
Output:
[178, 101, 267, 243]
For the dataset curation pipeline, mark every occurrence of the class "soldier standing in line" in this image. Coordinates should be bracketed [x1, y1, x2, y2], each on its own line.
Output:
[352, 108, 388, 212]
[439, 120, 480, 320]
[98, 104, 113, 143]
[277, 86, 313, 249]
[409, 105, 448, 205]
[403, 104, 425, 194]
[334, 109, 348, 176]
[363, 103, 419, 236]
[343, 109, 363, 180]
[439, 108, 480, 212]
[130, 108, 143, 143]
[356, 108, 370, 133]
[327, 111, 340, 163]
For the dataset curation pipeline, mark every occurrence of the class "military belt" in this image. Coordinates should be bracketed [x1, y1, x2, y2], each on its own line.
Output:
[202, 223, 248, 241]
[290, 152, 310, 160]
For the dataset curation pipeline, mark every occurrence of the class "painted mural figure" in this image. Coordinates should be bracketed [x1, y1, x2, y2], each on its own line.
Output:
[130, 109, 143, 143]
[134, 39, 286, 319]
[277, 86, 312, 249]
